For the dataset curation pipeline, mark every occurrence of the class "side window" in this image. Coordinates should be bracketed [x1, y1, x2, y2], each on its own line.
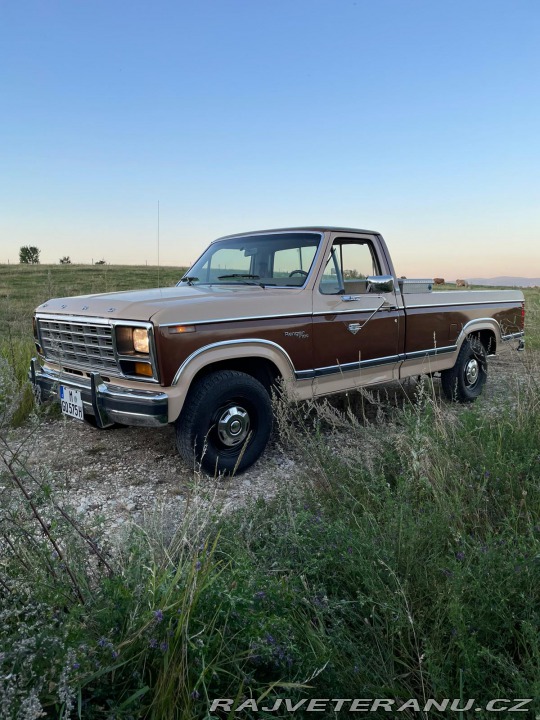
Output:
[319, 240, 380, 295]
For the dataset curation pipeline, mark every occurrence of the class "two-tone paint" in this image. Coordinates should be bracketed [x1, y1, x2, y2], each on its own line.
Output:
[31, 227, 525, 425]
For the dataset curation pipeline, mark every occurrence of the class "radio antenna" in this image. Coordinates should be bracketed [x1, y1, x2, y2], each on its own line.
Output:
[157, 200, 160, 289]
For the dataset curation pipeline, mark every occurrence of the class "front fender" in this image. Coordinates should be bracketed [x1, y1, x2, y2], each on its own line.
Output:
[167, 339, 299, 422]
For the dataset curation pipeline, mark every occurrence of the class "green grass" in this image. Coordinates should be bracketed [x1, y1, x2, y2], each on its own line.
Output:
[1, 367, 539, 718]
[0, 263, 187, 342]
[1, 265, 539, 716]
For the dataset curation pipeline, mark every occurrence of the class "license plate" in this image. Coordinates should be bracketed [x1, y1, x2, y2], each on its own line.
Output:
[59, 385, 84, 421]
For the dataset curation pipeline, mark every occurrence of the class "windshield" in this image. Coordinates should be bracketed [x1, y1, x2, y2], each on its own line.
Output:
[178, 232, 321, 287]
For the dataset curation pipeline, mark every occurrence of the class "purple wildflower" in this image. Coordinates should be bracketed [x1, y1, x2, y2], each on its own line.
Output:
[195, 560, 202, 570]
[154, 609, 163, 623]
[456, 551, 465, 562]
[149, 638, 158, 649]
[72, 662, 80, 670]
[160, 641, 169, 652]
[191, 690, 200, 700]
[254, 591, 266, 600]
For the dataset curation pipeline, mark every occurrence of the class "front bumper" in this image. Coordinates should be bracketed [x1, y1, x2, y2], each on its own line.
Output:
[29, 359, 169, 428]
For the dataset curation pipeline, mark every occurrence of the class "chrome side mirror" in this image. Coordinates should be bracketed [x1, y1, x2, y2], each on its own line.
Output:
[366, 275, 395, 293]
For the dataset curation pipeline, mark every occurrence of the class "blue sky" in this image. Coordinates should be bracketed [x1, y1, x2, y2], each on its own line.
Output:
[1, 0, 539, 278]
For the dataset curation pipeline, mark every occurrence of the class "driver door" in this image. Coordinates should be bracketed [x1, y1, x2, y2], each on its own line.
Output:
[311, 235, 402, 395]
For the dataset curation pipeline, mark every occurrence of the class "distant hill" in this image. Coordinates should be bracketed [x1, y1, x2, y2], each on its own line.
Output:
[465, 277, 540, 288]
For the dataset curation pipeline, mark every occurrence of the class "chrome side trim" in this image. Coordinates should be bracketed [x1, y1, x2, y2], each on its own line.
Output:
[296, 353, 400, 380]
[296, 345, 457, 380]
[171, 338, 298, 385]
[159, 311, 313, 328]
[402, 345, 457, 360]
[313, 307, 395, 316]
[405, 300, 520, 309]
[501, 331, 525, 341]
[159, 305, 401, 328]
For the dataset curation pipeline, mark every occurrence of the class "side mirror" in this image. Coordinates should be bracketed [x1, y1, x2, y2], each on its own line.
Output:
[366, 275, 395, 293]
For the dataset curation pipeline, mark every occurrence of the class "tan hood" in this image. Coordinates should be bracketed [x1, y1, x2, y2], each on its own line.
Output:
[36, 284, 310, 324]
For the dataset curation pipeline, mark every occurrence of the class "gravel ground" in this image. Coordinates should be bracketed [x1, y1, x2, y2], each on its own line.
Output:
[4, 343, 537, 536]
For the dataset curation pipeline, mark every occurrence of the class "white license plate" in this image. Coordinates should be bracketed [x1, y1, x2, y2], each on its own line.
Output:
[59, 385, 84, 421]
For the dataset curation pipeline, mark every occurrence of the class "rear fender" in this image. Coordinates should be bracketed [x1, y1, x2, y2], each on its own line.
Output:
[456, 318, 501, 355]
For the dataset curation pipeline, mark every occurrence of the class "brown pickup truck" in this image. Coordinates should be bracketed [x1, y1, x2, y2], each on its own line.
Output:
[30, 227, 525, 473]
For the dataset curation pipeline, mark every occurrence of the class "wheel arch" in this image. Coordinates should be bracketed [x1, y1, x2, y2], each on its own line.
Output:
[168, 339, 294, 422]
[456, 318, 500, 356]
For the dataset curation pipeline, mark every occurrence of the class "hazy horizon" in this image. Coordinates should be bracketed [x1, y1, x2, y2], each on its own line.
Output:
[1, 1, 539, 279]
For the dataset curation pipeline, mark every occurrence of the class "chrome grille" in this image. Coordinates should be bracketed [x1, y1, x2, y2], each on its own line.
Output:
[38, 319, 119, 374]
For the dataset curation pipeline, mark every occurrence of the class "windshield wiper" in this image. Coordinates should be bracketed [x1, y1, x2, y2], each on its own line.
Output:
[180, 276, 199, 286]
[217, 274, 265, 288]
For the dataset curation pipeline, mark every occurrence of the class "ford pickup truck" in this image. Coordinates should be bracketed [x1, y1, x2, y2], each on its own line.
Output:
[30, 227, 525, 474]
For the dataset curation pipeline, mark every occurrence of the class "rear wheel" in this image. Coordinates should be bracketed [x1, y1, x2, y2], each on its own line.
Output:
[441, 337, 487, 402]
[175, 370, 272, 475]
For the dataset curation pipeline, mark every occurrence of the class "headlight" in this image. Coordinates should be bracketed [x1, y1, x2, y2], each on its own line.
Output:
[132, 328, 150, 354]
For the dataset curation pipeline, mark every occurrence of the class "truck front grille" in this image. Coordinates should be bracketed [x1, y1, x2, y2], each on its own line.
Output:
[38, 319, 119, 375]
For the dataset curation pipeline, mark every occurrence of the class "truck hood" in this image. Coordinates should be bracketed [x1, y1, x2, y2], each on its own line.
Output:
[35, 284, 308, 325]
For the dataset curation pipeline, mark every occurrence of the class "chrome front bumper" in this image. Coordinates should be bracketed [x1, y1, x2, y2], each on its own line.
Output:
[29, 359, 169, 428]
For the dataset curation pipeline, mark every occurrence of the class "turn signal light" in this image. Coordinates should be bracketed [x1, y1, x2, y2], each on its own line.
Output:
[134, 362, 153, 377]
[168, 325, 196, 334]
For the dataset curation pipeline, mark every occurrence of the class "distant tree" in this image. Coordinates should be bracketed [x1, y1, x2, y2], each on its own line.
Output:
[59, 256, 71, 264]
[19, 246, 40, 264]
[95, 259, 106, 265]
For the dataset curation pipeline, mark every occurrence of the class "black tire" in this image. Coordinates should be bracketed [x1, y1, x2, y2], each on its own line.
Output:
[441, 337, 487, 402]
[175, 370, 272, 475]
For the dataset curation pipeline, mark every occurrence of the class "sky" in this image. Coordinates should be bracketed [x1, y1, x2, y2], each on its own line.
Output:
[1, 0, 539, 279]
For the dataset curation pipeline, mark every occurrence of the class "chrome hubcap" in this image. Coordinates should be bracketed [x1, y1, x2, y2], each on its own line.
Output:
[465, 358, 479, 386]
[217, 405, 250, 447]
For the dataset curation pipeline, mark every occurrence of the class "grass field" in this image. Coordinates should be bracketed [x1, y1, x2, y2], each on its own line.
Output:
[1, 265, 539, 717]
[0, 263, 187, 341]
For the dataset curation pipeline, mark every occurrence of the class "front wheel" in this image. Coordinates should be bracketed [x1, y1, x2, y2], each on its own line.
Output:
[441, 337, 487, 402]
[175, 370, 272, 475]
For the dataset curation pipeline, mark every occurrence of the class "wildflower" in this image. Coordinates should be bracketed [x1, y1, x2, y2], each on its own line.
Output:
[191, 690, 200, 700]
[154, 609, 163, 623]
[195, 560, 202, 570]
[254, 591, 266, 600]
[72, 662, 80, 670]
[456, 551, 465, 562]
[160, 641, 169, 652]
[98, 637, 109, 648]
[111, 649, 119, 659]
[149, 638, 158, 649]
